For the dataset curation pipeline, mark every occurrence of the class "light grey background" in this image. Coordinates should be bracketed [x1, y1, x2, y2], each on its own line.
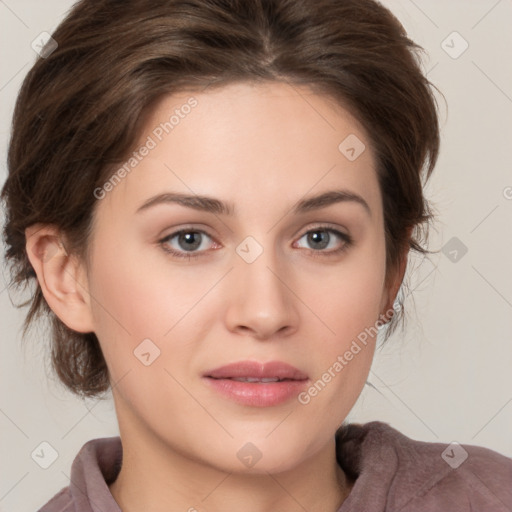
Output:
[1, 1, 511, 510]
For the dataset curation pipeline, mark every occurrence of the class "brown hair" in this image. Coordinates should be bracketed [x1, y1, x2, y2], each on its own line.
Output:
[1, 0, 440, 398]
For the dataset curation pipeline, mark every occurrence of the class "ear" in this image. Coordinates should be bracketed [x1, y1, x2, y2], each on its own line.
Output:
[25, 223, 94, 333]
[380, 226, 413, 320]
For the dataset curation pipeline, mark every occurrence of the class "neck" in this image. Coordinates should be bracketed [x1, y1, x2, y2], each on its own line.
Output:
[109, 423, 353, 512]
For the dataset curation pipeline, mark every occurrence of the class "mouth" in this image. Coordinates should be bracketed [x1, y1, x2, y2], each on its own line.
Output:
[209, 376, 297, 383]
[203, 360, 309, 381]
[202, 360, 309, 407]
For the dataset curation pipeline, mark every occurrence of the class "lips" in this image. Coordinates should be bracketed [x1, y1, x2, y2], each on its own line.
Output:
[202, 361, 309, 407]
[202, 360, 310, 407]
[204, 360, 308, 381]
[203, 361, 309, 407]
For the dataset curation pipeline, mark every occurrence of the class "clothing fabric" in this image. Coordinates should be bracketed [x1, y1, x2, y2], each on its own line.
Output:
[38, 421, 512, 511]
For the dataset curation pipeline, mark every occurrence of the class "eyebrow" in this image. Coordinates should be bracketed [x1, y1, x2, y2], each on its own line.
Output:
[135, 189, 371, 217]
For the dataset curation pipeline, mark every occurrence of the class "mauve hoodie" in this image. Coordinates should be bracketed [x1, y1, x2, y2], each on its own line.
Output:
[37, 421, 512, 511]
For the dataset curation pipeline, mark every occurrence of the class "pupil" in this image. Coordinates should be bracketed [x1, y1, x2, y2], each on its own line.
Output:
[180, 232, 201, 251]
[309, 231, 329, 249]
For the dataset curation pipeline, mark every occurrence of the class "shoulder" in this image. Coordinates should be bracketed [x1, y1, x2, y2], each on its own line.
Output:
[336, 421, 512, 511]
[37, 436, 122, 512]
[37, 486, 73, 511]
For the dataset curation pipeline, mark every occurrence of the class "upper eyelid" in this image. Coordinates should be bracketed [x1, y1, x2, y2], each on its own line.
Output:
[160, 224, 348, 247]
[161, 223, 346, 237]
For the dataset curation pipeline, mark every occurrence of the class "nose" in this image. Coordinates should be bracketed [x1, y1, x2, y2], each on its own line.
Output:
[224, 244, 300, 340]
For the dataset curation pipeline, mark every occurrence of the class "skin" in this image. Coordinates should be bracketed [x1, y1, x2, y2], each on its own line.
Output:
[26, 81, 409, 512]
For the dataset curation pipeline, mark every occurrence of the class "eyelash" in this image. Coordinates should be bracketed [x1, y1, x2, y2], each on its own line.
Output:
[158, 226, 353, 260]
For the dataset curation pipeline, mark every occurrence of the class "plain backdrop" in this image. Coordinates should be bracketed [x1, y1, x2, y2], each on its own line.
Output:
[1, 1, 511, 510]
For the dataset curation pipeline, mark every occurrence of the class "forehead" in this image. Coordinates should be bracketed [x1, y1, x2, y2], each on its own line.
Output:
[96, 81, 382, 221]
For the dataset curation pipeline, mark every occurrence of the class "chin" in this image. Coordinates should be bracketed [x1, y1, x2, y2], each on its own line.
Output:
[204, 437, 311, 475]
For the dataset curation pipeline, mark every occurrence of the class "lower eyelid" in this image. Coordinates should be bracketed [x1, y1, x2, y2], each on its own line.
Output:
[296, 227, 350, 243]
[160, 230, 216, 251]
[160, 227, 351, 257]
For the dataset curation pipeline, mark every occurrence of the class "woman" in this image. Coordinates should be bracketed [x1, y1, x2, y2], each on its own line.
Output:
[2, 0, 511, 510]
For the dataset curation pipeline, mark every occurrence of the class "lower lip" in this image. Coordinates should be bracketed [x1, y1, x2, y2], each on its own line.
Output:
[203, 377, 309, 407]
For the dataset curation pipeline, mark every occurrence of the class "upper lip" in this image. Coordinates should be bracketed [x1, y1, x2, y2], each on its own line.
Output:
[204, 360, 309, 380]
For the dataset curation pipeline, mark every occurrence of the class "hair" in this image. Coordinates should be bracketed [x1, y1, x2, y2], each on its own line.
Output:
[1, 0, 440, 399]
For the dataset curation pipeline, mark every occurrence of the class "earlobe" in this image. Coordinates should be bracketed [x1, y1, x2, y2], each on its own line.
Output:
[25, 224, 95, 333]
[380, 226, 413, 321]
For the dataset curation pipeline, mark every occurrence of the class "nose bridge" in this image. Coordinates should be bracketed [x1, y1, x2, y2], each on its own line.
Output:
[224, 235, 299, 338]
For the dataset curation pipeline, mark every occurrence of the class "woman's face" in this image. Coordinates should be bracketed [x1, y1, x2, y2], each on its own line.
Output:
[84, 81, 395, 473]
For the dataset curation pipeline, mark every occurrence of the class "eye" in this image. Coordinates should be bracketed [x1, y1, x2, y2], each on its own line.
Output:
[159, 229, 217, 259]
[294, 226, 353, 256]
[159, 225, 353, 261]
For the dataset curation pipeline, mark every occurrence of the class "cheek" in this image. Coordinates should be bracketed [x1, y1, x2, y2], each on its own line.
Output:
[86, 237, 160, 366]
[87, 216, 386, 411]
[297, 233, 386, 413]
[86, 238, 214, 377]
[309, 229, 387, 345]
